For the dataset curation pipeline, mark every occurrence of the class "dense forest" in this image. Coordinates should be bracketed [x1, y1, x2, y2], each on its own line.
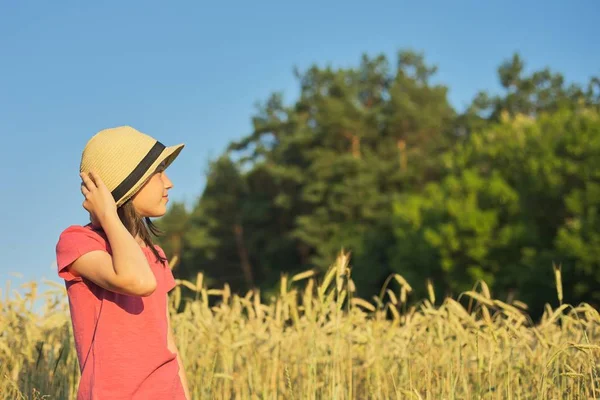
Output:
[156, 50, 600, 319]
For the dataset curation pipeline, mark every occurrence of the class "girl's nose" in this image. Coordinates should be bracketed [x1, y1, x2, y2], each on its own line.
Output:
[162, 172, 174, 189]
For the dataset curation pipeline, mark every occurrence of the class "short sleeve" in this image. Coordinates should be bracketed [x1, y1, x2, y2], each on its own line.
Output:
[55, 225, 108, 282]
[164, 266, 177, 293]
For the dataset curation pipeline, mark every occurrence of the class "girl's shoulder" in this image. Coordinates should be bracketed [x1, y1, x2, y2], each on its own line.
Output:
[57, 224, 109, 249]
[55, 224, 110, 279]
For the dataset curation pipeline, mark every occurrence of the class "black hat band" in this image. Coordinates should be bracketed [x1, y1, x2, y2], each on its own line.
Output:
[111, 140, 166, 202]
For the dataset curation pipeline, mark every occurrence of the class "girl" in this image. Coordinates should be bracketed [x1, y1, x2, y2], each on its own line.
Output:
[55, 126, 190, 400]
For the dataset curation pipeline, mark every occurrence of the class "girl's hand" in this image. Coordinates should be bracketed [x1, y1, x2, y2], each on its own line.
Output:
[80, 171, 118, 227]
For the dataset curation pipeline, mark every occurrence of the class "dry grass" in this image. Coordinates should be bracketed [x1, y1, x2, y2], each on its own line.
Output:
[1, 251, 599, 399]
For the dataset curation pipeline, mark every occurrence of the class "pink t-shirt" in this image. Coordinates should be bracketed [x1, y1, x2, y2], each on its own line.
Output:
[55, 224, 186, 400]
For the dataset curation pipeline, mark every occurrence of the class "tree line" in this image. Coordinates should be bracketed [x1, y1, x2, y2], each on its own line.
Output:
[156, 50, 600, 318]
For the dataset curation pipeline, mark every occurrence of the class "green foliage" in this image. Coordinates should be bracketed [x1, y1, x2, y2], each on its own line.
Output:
[390, 108, 600, 315]
[157, 49, 600, 319]
[390, 168, 521, 297]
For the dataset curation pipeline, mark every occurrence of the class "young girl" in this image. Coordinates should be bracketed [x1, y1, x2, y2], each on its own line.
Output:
[55, 126, 190, 400]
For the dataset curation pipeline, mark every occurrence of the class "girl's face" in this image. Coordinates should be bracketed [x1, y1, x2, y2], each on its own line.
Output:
[132, 161, 173, 217]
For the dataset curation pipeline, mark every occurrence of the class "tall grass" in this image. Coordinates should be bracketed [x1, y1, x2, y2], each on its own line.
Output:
[1, 252, 599, 399]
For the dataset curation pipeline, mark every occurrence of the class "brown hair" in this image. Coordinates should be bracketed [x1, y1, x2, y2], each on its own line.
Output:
[117, 199, 167, 265]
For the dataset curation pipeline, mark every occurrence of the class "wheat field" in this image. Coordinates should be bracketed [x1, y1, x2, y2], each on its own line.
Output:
[1, 252, 599, 399]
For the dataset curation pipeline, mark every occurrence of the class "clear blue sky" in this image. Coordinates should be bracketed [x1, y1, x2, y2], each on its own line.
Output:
[1, 1, 598, 293]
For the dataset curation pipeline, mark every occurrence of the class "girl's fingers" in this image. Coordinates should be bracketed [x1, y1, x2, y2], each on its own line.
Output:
[80, 172, 96, 190]
[89, 171, 104, 188]
[81, 183, 89, 197]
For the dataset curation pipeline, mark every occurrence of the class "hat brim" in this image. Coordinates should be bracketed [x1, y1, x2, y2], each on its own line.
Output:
[115, 143, 185, 207]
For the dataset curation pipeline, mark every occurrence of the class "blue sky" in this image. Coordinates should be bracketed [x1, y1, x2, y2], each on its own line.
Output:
[1, 1, 598, 293]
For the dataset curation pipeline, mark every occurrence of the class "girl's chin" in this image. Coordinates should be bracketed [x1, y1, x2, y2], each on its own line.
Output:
[139, 205, 168, 218]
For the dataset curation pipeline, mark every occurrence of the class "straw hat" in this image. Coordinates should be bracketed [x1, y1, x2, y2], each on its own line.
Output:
[80, 126, 184, 207]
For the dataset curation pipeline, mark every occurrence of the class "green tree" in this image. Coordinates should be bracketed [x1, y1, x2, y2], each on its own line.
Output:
[227, 51, 455, 292]
[157, 49, 600, 319]
[389, 107, 600, 315]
